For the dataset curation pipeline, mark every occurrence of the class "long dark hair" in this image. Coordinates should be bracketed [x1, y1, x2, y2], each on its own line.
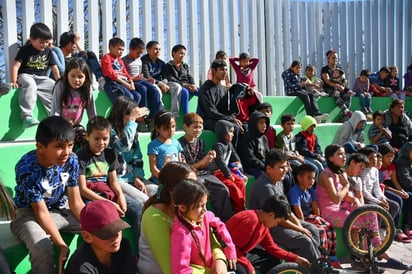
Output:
[60, 58, 92, 110]
[108, 96, 138, 137]
[325, 144, 345, 174]
[150, 110, 174, 140]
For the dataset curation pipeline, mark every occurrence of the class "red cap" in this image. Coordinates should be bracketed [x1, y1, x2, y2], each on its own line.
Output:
[80, 200, 130, 240]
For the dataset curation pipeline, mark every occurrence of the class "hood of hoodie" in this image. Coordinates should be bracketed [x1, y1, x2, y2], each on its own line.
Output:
[348, 110, 366, 132]
[248, 111, 270, 138]
[215, 120, 234, 143]
[398, 142, 412, 161]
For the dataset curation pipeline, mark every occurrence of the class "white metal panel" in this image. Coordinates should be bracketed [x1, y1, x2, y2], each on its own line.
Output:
[274, 1, 284, 95]
[282, 1, 291, 70]
[219, 0, 230, 54]
[116, 0, 127, 43]
[355, 1, 363, 76]
[323, 2, 331, 57]
[142, 0, 152, 45]
[299, 1, 308, 65]
[154, 0, 165, 45]
[363, 0, 372, 71]
[314, 2, 324, 69]
[256, 0, 266, 95]
[101, 0, 112, 55]
[264, 0, 275, 95]
[347, 2, 356, 80]
[239, 0, 248, 53]
[189, 0, 200, 83]
[166, 0, 176, 58]
[56, 0, 69, 38]
[290, 1, 299, 60]
[22, 0, 35, 42]
[178, 0, 187, 44]
[209, 0, 219, 59]
[72, 0, 85, 51]
[40, 0, 53, 32]
[371, 0, 379, 70]
[229, 0, 239, 80]
[3, 0, 18, 82]
[129, 0, 140, 39]
[248, 0, 258, 89]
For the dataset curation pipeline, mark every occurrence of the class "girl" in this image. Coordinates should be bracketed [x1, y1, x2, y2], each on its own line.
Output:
[148, 110, 183, 183]
[108, 96, 157, 203]
[51, 58, 96, 147]
[171, 179, 237, 273]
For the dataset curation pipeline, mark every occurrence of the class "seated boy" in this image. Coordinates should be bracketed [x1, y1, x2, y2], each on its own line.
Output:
[226, 195, 310, 273]
[332, 110, 367, 153]
[76, 116, 142, 255]
[11, 116, 85, 273]
[65, 200, 137, 273]
[256, 102, 277, 149]
[368, 110, 392, 145]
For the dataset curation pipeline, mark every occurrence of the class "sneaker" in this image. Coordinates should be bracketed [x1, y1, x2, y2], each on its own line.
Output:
[0, 82, 11, 97]
[318, 91, 329, 97]
[367, 107, 373, 113]
[344, 110, 352, 118]
[314, 113, 329, 123]
[22, 117, 40, 129]
[137, 122, 149, 132]
[98, 77, 106, 91]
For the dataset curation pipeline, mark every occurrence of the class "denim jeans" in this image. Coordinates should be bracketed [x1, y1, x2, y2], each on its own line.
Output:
[104, 79, 141, 105]
[134, 80, 163, 118]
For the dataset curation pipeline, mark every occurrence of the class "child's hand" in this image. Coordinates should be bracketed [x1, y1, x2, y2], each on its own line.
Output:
[399, 190, 409, 199]
[11, 82, 18, 89]
[158, 81, 169, 93]
[57, 244, 70, 274]
[295, 256, 311, 267]
[134, 177, 147, 194]
[299, 227, 312, 237]
[379, 199, 390, 211]
[111, 200, 125, 217]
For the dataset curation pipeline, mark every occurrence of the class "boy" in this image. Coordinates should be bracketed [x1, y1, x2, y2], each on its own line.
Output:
[122, 38, 162, 123]
[101, 37, 140, 105]
[288, 164, 338, 263]
[248, 149, 321, 262]
[11, 23, 60, 128]
[238, 111, 270, 178]
[332, 110, 367, 153]
[295, 115, 325, 175]
[162, 44, 199, 116]
[66, 200, 137, 273]
[208, 120, 246, 212]
[229, 52, 263, 124]
[76, 116, 142, 255]
[141, 40, 169, 93]
[256, 102, 276, 149]
[369, 66, 392, 97]
[368, 110, 392, 145]
[352, 69, 372, 114]
[302, 65, 328, 97]
[11, 116, 85, 274]
[178, 112, 232, 221]
[226, 195, 310, 273]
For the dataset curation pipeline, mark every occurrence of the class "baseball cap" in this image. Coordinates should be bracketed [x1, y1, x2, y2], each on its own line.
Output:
[80, 200, 130, 240]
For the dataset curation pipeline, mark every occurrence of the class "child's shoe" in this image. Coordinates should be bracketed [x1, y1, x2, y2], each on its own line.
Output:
[344, 109, 352, 118]
[23, 117, 40, 129]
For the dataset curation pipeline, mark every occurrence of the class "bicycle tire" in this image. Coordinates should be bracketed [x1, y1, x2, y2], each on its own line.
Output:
[268, 262, 310, 274]
[342, 204, 395, 258]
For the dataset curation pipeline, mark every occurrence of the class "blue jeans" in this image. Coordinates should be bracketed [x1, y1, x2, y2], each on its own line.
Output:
[124, 194, 143, 255]
[356, 91, 371, 109]
[134, 80, 163, 118]
[104, 79, 141, 105]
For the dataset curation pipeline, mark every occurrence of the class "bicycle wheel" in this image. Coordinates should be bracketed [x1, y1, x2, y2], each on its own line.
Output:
[267, 263, 310, 274]
[342, 204, 395, 258]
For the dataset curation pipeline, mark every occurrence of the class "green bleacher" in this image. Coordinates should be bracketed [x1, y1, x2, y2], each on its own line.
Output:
[1, 90, 411, 272]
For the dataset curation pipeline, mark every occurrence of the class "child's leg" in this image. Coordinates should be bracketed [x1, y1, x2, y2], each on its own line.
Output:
[202, 174, 233, 222]
[384, 191, 403, 227]
[17, 73, 38, 119]
[214, 172, 245, 212]
[167, 82, 182, 115]
[124, 194, 143, 255]
[140, 81, 163, 119]
[104, 80, 134, 104]
[180, 86, 190, 115]
[34, 75, 55, 115]
[134, 81, 148, 107]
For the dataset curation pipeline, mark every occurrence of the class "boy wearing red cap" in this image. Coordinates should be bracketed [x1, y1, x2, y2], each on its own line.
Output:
[66, 200, 137, 274]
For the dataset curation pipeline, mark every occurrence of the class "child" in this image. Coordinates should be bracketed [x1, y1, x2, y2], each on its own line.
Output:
[404, 64, 412, 91]
[229, 52, 263, 124]
[178, 112, 233, 221]
[353, 69, 373, 114]
[162, 44, 199, 116]
[295, 115, 325, 175]
[369, 66, 392, 97]
[386, 66, 409, 100]
[332, 110, 367, 153]
[141, 40, 169, 94]
[358, 147, 406, 242]
[238, 111, 270, 178]
[148, 110, 183, 183]
[207, 50, 231, 88]
[256, 102, 276, 149]
[122, 37, 163, 123]
[11, 116, 85, 273]
[11, 23, 60, 128]
[302, 64, 328, 97]
[368, 110, 392, 145]
[226, 195, 310, 273]
[208, 120, 246, 212]
[171, 179, 237, 273]
[65, 200, 137, 273]
[101, 37, 141, 105]
[76, 116, 142, 255]
[288, 164, 338, 262]
[51, 58, 96, 148]
[108, 96, 157, 203]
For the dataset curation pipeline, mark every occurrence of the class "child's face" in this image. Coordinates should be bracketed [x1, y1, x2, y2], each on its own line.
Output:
[298, 171, 316, 190]
[377, 156, 383, 169]
[239, 58, 250, 68]
[147, 44, 161, 60]
[332, 69, 341, 79]
[109, 44, 125, 58]
[184, 121, 203, 140]
[359, 75, 368, 82]
[68, 68, 86, 90]
[305, 67, 315, 77]
[180, 194, 208, 223]
[262, 212, 285, 229]
[347, 161, 366, 176]
[30, 37, 50, 52]
[266, 160, 289, 182]
[37, 139, 74, 167]
[390, 69, 398, 78]
[259, 107, 272, 118]
[86, 129, 110, 155]
[83, 230, 122, 254]
[282, 120, 295, 134]
[224, 127, 234, 143]
[367, 153, 378, 168]
[373, 115, 384, 127]
[356, 120, 365, 130]
[213, 66, 228, 81]
[305, 124, 316, 134]
[328, 147, 346, 168]
[291, 64, 302, 75]
[216, 55, 227, 62]
[158, 118, 176, 140]
[381, 152, 394, 166]
[257, 118, 267, 134]
[129, 47, 144, 59]
[172, 48, 186, 63]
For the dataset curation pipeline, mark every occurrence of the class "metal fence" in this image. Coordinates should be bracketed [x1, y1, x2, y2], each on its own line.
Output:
[1, 0, 411, 95]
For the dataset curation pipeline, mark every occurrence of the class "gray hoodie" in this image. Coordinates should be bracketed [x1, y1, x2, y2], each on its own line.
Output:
[332, 110, 366, 146]
[395, 142, 412, 191]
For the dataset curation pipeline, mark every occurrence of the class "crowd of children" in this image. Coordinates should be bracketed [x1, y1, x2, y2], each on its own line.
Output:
[5, 21, 412, 274]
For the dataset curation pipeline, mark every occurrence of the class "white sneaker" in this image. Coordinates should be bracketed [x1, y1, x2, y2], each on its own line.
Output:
[98, 77, 106, 91]
[314, 113, 329, 123]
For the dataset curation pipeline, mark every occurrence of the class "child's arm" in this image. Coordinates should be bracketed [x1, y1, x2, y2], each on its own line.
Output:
[311, 201, 320, 216]
[107, 170, 127, 213]
[249, 58, 259, 70]
[149, 154, 161, 179]
[31, 200, 70, 274]
[66, 186, 85, 220]
[292, 205, 305, 220]
[10, 60, 21, 88]
[279, 213, 312, 237]
[51, 64, 60, 80]
[170, 222, 193, 274]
